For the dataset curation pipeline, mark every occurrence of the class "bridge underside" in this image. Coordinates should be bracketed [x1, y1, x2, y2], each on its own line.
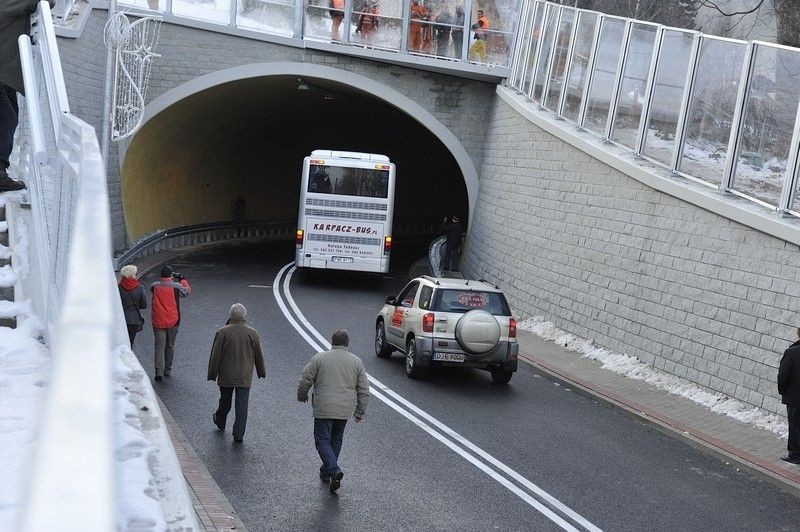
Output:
[121, 75, 468, 241]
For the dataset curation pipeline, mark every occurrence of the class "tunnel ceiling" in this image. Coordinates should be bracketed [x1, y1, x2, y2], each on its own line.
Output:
[122, 75, 468, 241]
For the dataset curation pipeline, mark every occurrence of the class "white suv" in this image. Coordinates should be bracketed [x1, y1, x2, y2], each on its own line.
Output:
[375, 276, 518, 383]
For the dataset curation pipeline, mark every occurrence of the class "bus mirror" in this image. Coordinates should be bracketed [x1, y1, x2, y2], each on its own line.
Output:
[385, 296, 396, 305]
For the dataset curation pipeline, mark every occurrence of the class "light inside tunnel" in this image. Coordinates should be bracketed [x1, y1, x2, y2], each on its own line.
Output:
[121, 75, 468, 242]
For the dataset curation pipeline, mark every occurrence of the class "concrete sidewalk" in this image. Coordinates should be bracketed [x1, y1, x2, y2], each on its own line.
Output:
[516, 329, 800, 497]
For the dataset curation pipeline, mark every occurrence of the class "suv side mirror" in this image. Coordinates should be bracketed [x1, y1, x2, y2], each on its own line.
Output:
[385, 296, 396, 305]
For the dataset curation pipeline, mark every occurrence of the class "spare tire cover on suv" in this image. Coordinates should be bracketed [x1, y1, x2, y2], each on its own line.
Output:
[455, 309, 501, 355]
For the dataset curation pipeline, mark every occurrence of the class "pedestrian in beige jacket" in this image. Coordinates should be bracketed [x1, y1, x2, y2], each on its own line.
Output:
[297, 329, 369, 493]
[208, 303, 266, 443]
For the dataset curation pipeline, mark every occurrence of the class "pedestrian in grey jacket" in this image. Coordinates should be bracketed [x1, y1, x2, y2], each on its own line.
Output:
[118, 264, 147, 347]
[297, 329, 369, 493]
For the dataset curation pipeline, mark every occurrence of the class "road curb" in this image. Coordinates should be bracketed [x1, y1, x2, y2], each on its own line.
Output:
[157, 396, 249, 532]
[517, 352, 800, 499]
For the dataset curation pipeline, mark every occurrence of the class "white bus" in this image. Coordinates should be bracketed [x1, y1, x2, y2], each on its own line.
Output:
[295, 150, 396, 273]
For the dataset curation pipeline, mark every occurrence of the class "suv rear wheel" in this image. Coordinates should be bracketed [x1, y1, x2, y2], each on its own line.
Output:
[375, 321, 393, 359]
[405, 338, 424, 379]
[491, 368, 513, 384]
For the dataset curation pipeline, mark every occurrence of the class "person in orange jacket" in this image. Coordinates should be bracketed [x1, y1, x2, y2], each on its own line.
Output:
[356, 0, 380, 45]
[409, 0, 429, 52]
[330, 0, 345, 40]
[150, 265, 191, 381]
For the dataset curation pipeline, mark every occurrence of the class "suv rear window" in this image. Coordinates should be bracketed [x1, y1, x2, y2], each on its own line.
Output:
[431, 289, 511, 316]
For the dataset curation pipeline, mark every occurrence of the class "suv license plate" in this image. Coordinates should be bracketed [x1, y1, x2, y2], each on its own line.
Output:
[433, 352, 465, 362]
[331, 256, 354, 263]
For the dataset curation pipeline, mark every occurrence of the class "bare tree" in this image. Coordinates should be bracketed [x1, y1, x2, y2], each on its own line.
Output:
[699, 0, 799, 47]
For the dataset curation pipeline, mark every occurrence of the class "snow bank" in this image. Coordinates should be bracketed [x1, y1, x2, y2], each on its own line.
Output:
[519, 316, 789, 439]
[0, 265, 17, 288]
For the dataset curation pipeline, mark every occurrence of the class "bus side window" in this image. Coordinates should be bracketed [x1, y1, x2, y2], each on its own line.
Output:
[418, 286, 433, 310]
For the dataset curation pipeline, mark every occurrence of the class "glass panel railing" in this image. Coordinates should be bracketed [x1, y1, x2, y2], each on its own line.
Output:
[583, 17, 625, 133]
[679, 38, 746, 186]
[118, 0, 165, 11]
[542, 6, 574, 111]
[353, 0, 403, 51]
[172, 0, 233, 24]
[530, 4, 557, 101]
[236, 0, 295, 36]
[731, 44, 800, 207]
[305, 0, 344, 42]
[611, 22, 658, 149]
[560, 10, 597, 121]
[641, 30, 694, 166]
[520, 1, 544, 95]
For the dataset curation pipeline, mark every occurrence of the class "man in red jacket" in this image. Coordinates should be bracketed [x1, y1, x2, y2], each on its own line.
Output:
[150, 265, 191, 381]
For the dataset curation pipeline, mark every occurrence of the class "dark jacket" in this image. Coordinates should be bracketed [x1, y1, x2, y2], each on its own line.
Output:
[118, 279, 147, 327]
[207, 317, 266, 388]
[778, 340, 800, 406]
[1, 0, 53, 94]
[444, 221, 464, 246]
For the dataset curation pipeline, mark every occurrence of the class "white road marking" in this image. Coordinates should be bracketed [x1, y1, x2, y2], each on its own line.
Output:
[249, 284, 272, 288]
[275, 264, 602, 532]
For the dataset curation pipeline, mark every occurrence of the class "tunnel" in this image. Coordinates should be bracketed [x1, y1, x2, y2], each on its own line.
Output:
[121, 66, 472, 247]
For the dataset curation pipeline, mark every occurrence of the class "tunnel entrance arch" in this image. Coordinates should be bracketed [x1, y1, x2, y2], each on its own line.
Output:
[121, 62, 478, 243]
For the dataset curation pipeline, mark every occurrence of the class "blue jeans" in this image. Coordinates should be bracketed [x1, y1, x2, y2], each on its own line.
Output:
[314, 418, 347, 476]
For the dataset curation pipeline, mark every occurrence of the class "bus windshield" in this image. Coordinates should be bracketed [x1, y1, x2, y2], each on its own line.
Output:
[308, 164, 389, 198]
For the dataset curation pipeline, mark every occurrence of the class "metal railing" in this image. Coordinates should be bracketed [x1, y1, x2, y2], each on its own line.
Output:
[113, 0, 522, 68]
[508, 0, 800, 219]
[12, 2, 196, 529]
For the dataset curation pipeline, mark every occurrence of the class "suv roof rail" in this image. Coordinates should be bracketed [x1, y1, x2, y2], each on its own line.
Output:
[478, 279, 499, 289]
[420, 275, 439, 285]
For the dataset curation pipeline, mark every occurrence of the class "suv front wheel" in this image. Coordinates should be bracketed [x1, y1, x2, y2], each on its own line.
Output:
[405, 338, 424, 379]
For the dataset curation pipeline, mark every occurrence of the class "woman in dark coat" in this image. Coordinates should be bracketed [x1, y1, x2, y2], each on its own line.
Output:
[118, 264, 147, 347]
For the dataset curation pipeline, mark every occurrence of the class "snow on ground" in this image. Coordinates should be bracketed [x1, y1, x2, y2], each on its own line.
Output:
[0, 312, 49, 530]
[519, 316, 789, 439]
[0, 265, 16, 288]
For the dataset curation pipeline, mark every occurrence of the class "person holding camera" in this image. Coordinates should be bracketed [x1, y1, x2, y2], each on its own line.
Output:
[150, 265, 191, 382]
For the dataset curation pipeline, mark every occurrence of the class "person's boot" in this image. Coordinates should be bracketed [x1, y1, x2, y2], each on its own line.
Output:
[0, 170, 25, 192]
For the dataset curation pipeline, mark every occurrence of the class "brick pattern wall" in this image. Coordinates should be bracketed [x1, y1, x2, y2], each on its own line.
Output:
[465, 98, 799, 415]
[59, 10, 495, 251]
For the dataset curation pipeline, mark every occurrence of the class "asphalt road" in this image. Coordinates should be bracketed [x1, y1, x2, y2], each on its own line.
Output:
[134, 242, 800, 531]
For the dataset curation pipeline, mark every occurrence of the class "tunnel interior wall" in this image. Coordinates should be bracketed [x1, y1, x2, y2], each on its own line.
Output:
[465, 96, 799, 416]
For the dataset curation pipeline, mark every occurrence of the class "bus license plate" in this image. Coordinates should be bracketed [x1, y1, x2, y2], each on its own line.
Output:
[433, 352, 465, 363]
[331, 256, 354, 264]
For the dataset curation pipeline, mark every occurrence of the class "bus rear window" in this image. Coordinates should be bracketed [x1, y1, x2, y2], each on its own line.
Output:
[432, 290, 511, 316]
[308, 165, 389, 198]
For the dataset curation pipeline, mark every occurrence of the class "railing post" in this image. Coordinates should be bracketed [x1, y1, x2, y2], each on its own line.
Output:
[671, 33, 701, 173]
[517, 0, 541, 94]
[556, 7, 580, 118]
[229, 0, 237, 27]
[538, 5, 563, 108]
[400, 0, 410, 54]
[577, 13, 603, 129]
[508, 0, 529, 87]
[635, 26, 664, 157]
[526, 1, 549, 100]
[294, 0, 304, 39]
[604, 19, 632, 142]
[343, 0, 353, 44]
[719, 41, 755, 194]
[461, 0, 473, 62]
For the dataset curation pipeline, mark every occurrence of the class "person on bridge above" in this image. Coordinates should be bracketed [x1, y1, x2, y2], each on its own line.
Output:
[778, 327, 800, 465]
[468, 15, 489, 63]
[408, 0, 430, 52]
[208, 303, 266, 443]
[355, 0, 380, 46]
[330, 0, 345, 41]
[297, 329, 369, 494]
[0, 0, 54, 193]
[118, 264, 147, 348]
[150, 265, 191, 382]
[433, 7, 452, 57]
[440, 214, 464, 272]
